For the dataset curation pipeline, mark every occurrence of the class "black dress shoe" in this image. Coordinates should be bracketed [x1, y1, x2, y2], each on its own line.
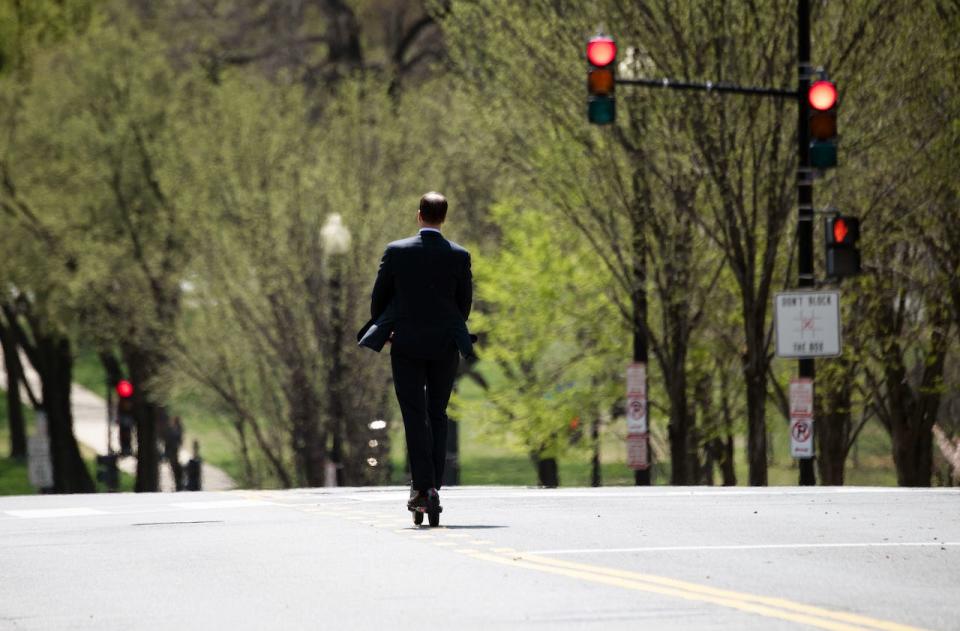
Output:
[407, 488, 427, 511]
[426, 488, 441, 512]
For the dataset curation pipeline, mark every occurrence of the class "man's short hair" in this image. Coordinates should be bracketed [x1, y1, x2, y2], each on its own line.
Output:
[419, 192, 448, 224]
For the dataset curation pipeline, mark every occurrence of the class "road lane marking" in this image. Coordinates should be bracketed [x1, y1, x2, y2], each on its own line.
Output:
[170, 500, 273, 510]
[462, 550, 883, 631]
[525, 542, 960, 555]
[467, 551, 925, 631]
[465, 550, 925, 631]
[5, 507, 108, 519]
[336, 486, 959, 503]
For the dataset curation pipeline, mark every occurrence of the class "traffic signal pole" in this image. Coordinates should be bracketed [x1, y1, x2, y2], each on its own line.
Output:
[796, 0, 817, 485]
[595, 0, 822, 486]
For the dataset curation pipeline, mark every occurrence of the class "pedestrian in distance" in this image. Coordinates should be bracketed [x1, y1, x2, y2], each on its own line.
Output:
[358, 192, 475, 527]
[164, 415, 185, 491]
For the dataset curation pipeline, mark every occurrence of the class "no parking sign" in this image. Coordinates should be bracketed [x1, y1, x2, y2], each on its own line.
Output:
[789, 378, 814, 458]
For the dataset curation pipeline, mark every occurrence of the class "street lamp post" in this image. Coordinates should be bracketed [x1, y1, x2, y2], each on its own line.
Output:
[320, 214, 351, 487]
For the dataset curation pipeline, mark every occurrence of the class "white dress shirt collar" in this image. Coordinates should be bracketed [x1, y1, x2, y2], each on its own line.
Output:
[419, 227, 442, 235]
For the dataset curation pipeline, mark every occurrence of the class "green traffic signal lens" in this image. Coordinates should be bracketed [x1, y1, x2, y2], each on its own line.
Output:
[810, 140, 837, 168]
[588, 98, 615, 124]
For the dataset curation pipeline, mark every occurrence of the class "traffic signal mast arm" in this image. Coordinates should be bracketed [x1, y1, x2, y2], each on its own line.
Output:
[615, 76, 797, 100]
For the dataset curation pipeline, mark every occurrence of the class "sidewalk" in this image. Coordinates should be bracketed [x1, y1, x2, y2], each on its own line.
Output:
[2, 359, 236, 492]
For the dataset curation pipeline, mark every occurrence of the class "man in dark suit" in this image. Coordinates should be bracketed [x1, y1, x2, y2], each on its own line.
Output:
[364, 192, 473, 514]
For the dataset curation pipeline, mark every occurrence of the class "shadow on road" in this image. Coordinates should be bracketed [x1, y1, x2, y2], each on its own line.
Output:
[420, 525, 507, 530]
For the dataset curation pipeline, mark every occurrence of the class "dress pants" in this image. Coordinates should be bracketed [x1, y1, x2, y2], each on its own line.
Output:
[391, 345, 459, 492]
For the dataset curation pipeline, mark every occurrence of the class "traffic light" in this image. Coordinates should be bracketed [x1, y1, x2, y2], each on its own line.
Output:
[586, 35, 617, 124]
[808, 79, 838, 169]
[825, 215, 861, 277]
[116, 379, 134, 398]
[115, 379, 135, 456]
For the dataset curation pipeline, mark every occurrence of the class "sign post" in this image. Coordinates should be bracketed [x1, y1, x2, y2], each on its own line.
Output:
[625, 363, 649, 471]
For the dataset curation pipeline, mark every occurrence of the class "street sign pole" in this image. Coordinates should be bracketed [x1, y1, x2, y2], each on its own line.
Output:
[797, 0, 816, 485]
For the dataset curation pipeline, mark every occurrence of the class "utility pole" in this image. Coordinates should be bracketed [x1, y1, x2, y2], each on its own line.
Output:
[797, 0, 817, 485]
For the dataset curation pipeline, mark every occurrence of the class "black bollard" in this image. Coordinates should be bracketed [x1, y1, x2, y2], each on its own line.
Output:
[185, 440, 202, 491]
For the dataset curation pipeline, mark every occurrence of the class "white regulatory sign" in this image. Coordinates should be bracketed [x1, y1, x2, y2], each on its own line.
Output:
[626, 394, 647, 434]
[790, 418, 814, 458]
[775, 291, 842, 358]
[626, 434, 649, 470]
[626, 363, 646, 395]
[789, 378, 815, 458]
[626, 363, 647, 434]
[789, 378, 814, 418]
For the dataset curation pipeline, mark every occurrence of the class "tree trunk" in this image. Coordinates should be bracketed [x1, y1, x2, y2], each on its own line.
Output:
[667, 377, 692, 485]
[124, 345, 161, 492]
[0, 318, 27, 459]
[743, 311, 769, 486]
[719, 369, 738, 487]
[5, 305, 92, 492]
[892, 423, 935, 487]
[744, 367, 768, 486]
[590, 417, 601, 487]
[289, 364, 324, 487]
[816, 359, 854, 485]
[532, 450, 559, 488]
[39, 336, 94, 493]
[883, 306, 949, 488]
[817, 408, 849, 485]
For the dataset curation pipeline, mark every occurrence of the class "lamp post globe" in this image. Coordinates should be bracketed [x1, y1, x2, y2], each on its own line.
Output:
[321, 213, 351, 255]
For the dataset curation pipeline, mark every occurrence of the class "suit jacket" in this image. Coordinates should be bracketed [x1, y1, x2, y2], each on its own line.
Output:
[357, 230, 476, 360]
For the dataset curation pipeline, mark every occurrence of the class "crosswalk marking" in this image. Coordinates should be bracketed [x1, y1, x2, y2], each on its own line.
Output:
[5, 507, 108, 519]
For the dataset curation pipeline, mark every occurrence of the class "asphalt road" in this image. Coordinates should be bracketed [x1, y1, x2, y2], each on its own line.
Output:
[1, 486, 957, 630]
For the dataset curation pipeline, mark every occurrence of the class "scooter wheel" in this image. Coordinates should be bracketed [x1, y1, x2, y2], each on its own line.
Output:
[428, 511, 440, 527]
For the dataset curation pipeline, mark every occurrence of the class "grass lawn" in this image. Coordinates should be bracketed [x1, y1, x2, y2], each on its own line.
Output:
[71, 349, 898, 489]
[72, 349, 245, 484]
[0, 397, 36, 495]
[1, 386, 136, 495]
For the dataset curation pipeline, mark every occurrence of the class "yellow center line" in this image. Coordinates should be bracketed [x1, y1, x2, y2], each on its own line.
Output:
[514, 554, 924, 631]
[457, 550, 926, 631]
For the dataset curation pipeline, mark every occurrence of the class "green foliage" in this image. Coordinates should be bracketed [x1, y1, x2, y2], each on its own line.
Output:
[452, 202, 625, 460]
[1, 0, 956, 490]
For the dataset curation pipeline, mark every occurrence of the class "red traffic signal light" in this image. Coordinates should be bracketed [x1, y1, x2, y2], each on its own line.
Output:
[825, 216, 861, 278]
[808, 80, 837, 111]
[833, 217, 849, 243]
[586, 37, 617, 67]
[808, 79, 838, 168]
[587, 35, 616, 125]
[116, 380, 134, 398]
